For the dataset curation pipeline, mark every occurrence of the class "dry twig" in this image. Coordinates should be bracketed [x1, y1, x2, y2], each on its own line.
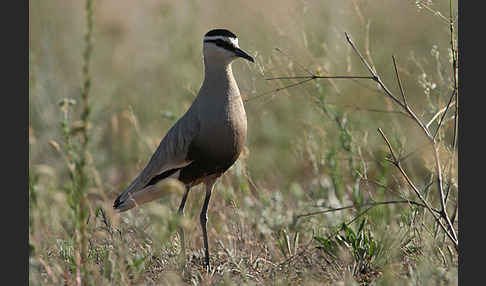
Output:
[294, 199, 440, 224]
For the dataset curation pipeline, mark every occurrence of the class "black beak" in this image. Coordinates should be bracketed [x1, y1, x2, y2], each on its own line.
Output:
[234, 48, 254, 63]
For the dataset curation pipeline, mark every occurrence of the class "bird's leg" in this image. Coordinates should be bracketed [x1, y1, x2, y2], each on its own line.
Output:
[200, 177, 217, 269]
[177, 185, 191, 256]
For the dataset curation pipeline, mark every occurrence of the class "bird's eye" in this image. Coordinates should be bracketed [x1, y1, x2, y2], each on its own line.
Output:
[205, 39, 237, 52]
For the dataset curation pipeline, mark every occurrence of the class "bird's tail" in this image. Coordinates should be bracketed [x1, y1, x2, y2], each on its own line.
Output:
[113, 185, 165, 212]
[113, 178, 185, 212]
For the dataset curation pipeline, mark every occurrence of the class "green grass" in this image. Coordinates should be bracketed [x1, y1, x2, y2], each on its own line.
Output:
[29, 0, 458, 285]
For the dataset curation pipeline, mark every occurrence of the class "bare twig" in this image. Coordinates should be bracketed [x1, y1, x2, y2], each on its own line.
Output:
[427, 101, 454, 129]
[294, 199, 439, 224]
[433, 90, 456, 139]
[449, 0, 459, 150]
[377, 128, 458, 248]
[265, 75, 374, 81]
[392, 55, 408, 106]
[245, 47, 375, 102]
[246, 62, 374, 102]
[346, 33, 435, 142]
[432, 143, 458, 241]
[377, 128, 399, 163]
[245, 78, 315, 102]
[325, 102, 410, 117]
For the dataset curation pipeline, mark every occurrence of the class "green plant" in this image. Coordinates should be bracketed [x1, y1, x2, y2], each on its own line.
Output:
[276, 228, 300, 258]
[54, 0, 95, 282]
[315, 219, 383, 276]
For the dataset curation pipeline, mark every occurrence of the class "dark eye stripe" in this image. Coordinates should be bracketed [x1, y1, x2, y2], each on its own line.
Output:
[204, 39, 237, 52]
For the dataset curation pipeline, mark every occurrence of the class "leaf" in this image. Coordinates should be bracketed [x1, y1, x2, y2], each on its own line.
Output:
[422, 180, 434, 195]
[132, 255, 147, 271]
[103, 250, 113, 280]
[283, 229, 291, 256]
[358, 218, 367, 235]
[276, 237, 286, 257]
[293, 232, 300, 255]
[314, 236, 337, 253]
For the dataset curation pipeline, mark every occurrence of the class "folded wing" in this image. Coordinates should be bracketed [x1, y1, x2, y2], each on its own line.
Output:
[113, 110, 199, 211]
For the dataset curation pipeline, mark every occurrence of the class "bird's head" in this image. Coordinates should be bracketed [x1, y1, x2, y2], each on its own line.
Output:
[203, 29, 254, 64]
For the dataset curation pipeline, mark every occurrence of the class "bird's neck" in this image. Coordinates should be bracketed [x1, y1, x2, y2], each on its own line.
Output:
[202, 58, 237, 93]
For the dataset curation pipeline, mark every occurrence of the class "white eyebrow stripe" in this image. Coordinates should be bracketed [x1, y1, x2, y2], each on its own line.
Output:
[204, 36, 239, 47]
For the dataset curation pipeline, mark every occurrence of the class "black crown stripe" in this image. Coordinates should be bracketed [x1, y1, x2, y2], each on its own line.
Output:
[205, 29, 237, 39]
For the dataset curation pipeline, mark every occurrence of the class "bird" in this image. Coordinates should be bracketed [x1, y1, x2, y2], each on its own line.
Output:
[113, 28, 254, 268]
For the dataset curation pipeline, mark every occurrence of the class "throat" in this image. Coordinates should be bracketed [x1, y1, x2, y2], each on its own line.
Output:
[202, 61, 238, 96]
[203, 58, 233, 78]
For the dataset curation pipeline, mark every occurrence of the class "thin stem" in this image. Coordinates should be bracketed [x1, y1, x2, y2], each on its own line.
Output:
[377, 128, 398, 163]
[432, 144, 458, 241]
[345, 33, 378, 81]
[378, 128, 458, 248]
[295, 199, 440, 222]
[81, 0, 94, 150]
[345, 33, 434, 141]
[265, 75, 374, 81]
[433, 90, 456, 139]
[78, 0, 94, 279]
[245, 78, 314, 101]
[392, 55, 408, 106]
[326, 102, 410, 117]
[449, 0, 459, 150]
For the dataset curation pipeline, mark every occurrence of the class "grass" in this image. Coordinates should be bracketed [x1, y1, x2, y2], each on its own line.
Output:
[29, 0, 458, 285]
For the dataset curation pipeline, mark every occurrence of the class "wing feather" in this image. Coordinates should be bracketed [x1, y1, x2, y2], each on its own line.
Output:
[114, 108, 199, 206]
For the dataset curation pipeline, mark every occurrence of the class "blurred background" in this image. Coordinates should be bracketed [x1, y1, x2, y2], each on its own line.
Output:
[29, 0, 458, 284]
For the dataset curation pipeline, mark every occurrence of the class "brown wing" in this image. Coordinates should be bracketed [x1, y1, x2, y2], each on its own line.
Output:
[114, 108, 199, 207]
